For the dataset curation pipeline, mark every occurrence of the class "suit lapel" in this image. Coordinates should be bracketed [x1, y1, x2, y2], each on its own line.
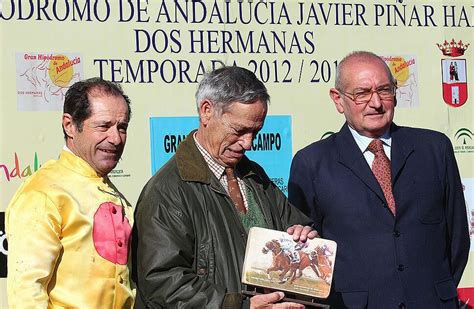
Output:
[335, 124, 387, 203]
[390, 125, 414, 187]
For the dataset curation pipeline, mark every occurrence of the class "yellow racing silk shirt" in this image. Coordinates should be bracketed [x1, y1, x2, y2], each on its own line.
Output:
[6, 150, 135, 308]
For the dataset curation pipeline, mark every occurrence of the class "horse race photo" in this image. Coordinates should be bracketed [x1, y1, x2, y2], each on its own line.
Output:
[242, 227, 337, 299]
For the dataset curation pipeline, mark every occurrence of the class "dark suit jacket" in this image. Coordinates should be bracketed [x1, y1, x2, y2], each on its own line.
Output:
[289, 123, 469, 309]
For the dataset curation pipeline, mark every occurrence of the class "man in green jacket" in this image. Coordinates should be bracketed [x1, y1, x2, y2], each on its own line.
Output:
[133, 66, 317, 308]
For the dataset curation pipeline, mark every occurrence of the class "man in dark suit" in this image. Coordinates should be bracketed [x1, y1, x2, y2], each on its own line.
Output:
[288, 51, 470, 308]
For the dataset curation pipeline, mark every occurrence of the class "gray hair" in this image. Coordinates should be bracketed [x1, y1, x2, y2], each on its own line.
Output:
[335, 51, 396, 90]
[195, 66, 270, 115]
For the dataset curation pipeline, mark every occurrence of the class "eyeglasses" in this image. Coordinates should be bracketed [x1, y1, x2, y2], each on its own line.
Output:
[338, 86, 396, 105]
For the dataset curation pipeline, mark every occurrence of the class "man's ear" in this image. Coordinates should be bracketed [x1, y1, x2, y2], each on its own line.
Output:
[198, 100, 214, 126]
[62, 113, 76, 139]
[329, 88, 345, 114]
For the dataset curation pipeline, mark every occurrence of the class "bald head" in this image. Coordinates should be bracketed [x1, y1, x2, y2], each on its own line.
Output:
[329, 51, 397, 138]
[335, 51, 395, 91]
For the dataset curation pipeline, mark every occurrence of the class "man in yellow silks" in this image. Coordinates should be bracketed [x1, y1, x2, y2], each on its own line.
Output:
[6, 78, 135, 308]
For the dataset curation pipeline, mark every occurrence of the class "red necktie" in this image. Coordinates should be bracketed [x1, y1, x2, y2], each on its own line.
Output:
[225, 167, 246, 214]
[368, 139, 396, 215]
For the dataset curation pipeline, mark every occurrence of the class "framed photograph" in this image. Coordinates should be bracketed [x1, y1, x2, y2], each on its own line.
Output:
[242, 227, 337, 299]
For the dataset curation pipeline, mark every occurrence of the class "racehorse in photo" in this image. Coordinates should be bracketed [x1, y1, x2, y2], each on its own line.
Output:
[262, 239, 313, 284]
[309, 246, 333, 284]
[262, 239, 290, 283]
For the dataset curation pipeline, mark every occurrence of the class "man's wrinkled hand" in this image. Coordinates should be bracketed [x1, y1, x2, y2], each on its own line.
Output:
[287, 224, 319, 242]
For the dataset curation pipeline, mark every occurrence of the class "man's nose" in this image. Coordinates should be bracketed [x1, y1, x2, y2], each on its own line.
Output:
[108, 127, 123, 145]
[240, 133, 253, 150]
[368, 91, 383, 108]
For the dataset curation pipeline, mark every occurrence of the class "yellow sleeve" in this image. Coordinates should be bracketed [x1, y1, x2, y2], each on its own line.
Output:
[6, 190, 62, 309]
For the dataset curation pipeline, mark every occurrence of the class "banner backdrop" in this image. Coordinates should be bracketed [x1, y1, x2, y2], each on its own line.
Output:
[150, 115, 292, 193]
[1, 0, 473, 307]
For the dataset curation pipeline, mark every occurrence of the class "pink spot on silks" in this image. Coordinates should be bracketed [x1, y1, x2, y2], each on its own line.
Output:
[93, 202, 131, 265]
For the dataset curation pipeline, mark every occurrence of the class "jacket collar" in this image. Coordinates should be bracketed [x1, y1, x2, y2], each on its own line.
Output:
[58, 150, 131, 207]
[335, 123, 414, 219]
[389, 124, 414, 185]
[336, 122, 413, 179]
[336, 123, 381, 192]
[58, 150, 103, 179]
[175, 130, 260, 183]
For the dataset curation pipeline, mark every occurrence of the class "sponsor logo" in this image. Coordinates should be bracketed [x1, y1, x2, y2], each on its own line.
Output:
[381, 55, 419, 108]
[16, 52, 83, 111]
[250, 133, 282, 151]
[108, 168, 131, 178]
[0, 212, 7, 278]
[149, 116, 292, 194]
[437, 39, 469, 107]
[453, 128, 474, 154]
[162, 132, 282, 153]
[163, 134, 187, 153]
[0, 152, 41, 183]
